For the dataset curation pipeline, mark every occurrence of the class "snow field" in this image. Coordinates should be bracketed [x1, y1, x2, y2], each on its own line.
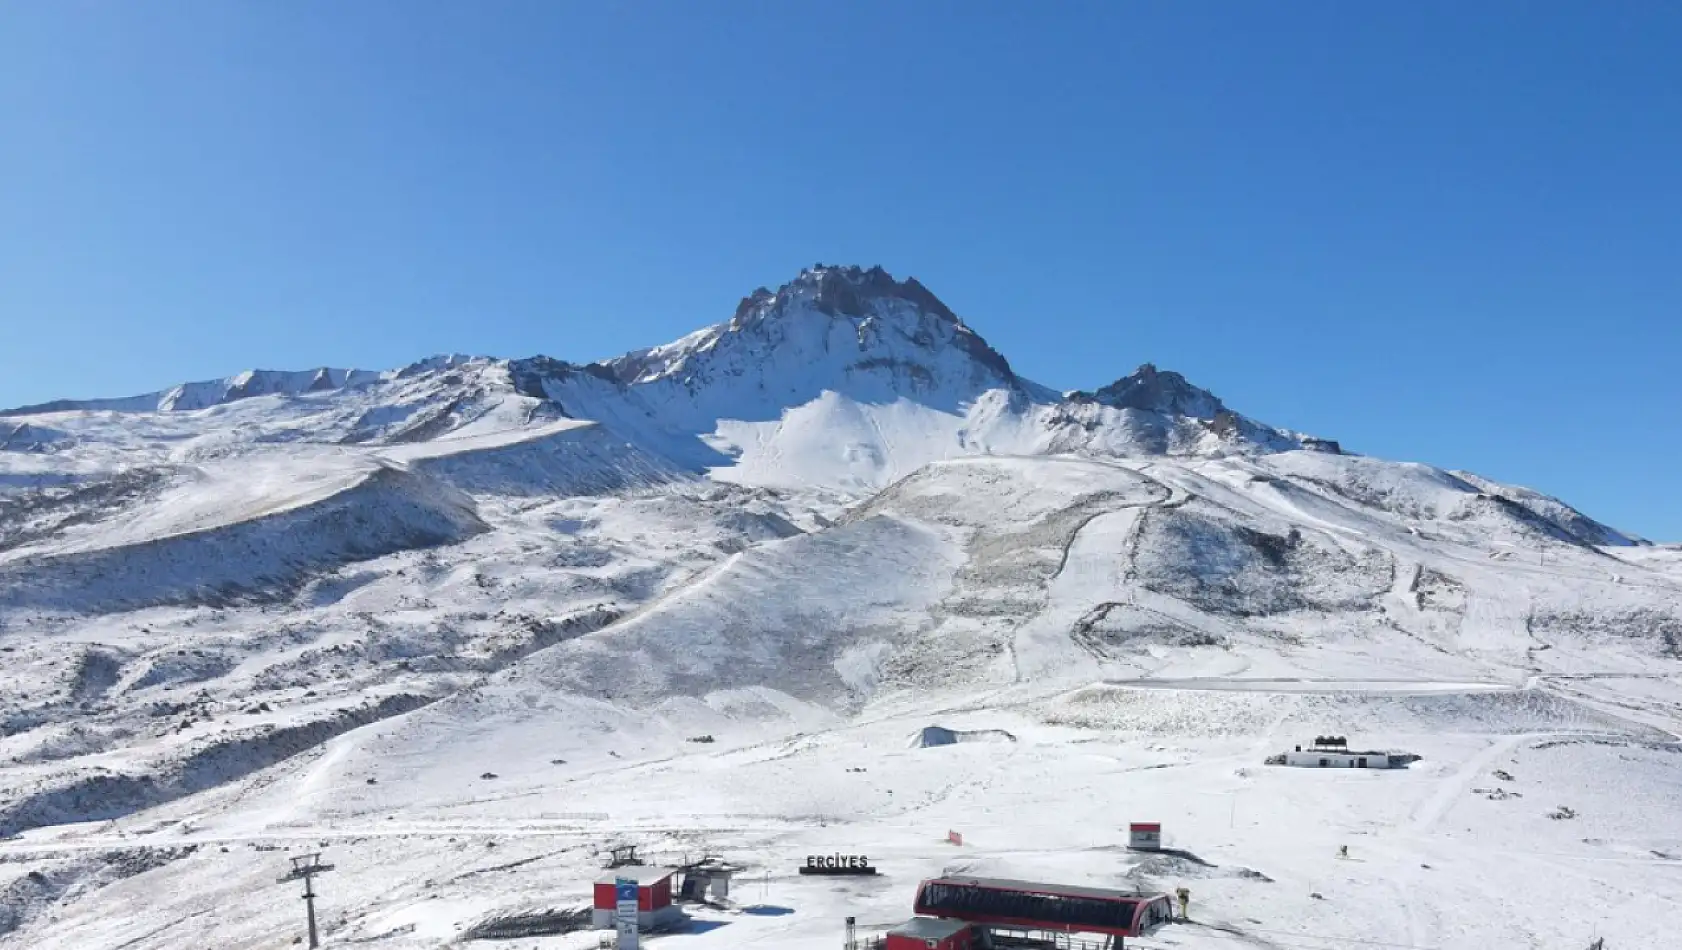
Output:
[4, 691, 1677, 950]
[1, 264, 1679, 949]
[0, 465, 486, 614]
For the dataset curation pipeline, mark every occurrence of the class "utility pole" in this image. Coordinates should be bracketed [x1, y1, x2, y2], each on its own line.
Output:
[278, 852, 335, 949]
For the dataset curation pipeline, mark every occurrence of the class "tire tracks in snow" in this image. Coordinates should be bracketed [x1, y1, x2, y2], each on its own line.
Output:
[1407, 732, 1552, 835]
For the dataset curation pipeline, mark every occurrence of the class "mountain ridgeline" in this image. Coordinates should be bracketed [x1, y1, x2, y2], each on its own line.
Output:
[0, 264, 1629, 547]
[5, 264, 1311, 458]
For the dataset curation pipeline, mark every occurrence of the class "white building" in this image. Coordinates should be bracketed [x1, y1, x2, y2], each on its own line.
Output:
[1284, 749, 1398, 769]
[1280, 736, 1407, 769]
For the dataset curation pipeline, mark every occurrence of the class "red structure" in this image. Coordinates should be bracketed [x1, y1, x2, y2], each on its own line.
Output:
[590, 866, 680, 929]
[1128, 822, 1162, 850]
[884, 917, 975, 950]
[912, 876, 1173, 938]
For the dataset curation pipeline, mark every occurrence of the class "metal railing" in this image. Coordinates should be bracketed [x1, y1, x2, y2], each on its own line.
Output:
[844, 932, 1120, 950]
[987, 930, 1121, 950]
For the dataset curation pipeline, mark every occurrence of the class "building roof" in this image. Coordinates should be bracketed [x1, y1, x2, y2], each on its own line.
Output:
[596, 866, 677, 886]
[889, 917, 973, 939]
[927, 876, 1156, 904]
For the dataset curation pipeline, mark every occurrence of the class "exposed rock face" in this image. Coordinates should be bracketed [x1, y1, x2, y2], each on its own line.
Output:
[1091, 363, 1226, 419]
[600, 264, 1026, 412]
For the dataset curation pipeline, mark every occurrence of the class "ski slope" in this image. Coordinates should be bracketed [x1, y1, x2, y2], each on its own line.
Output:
[2, 451, 1676, 950]
[0, 265, 1677, 949]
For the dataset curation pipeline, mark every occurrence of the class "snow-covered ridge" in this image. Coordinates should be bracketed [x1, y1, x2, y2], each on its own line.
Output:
[0, 462, 486, 615]
[1, 356, 479, 417]
[1, 265, 1635, 543]
[0, 267, 1289, 467]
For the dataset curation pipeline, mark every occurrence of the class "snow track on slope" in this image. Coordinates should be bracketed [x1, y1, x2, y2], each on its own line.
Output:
[1011, 473, 1171, 680]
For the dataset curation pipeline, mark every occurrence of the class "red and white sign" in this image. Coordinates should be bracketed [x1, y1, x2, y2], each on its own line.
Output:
[947, 830, 963, 846]
[1128, 822, 1161, 850]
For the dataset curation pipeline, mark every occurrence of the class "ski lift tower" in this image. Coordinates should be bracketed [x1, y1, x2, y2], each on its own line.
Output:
[278, 852, 335, 949]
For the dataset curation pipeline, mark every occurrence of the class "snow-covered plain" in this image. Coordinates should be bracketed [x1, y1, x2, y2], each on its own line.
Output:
[1, 266, 1678, 949]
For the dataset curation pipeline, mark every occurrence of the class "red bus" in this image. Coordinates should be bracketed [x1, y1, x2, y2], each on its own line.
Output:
[912, 876, 1173, 938]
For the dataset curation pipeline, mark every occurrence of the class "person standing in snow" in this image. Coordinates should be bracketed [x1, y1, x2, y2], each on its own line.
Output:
[1176, 886, 1190, 920]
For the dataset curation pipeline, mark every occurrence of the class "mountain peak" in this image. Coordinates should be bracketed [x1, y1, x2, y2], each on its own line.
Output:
[1089, 363, 1226, 419]
[605, 265, 1019, 401]
[732, 264, 962, 328]
[1052, 363, 1313, 456]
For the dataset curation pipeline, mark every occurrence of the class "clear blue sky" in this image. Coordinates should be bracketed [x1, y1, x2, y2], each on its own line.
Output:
[3, 2, 1679, 538]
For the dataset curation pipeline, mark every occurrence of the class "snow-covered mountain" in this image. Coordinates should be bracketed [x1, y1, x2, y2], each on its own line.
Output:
[603, 265, 1036, 417]
[2, 365, 398, 416]
[0, 265, 1677, 950]
[2, 265, 1322, 485]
